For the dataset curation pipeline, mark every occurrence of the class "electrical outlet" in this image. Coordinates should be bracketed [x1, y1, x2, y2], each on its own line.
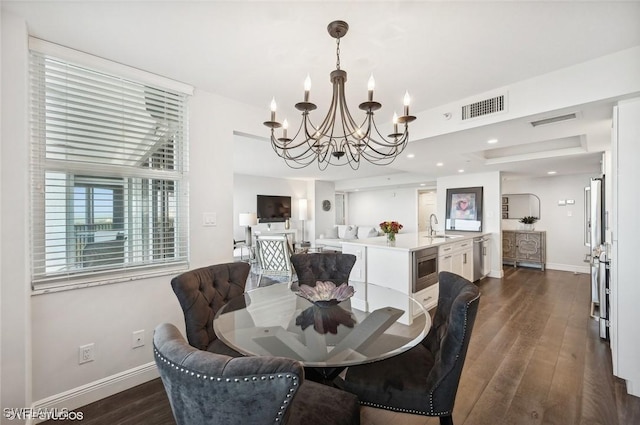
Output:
[79, 343, 95, 364]
[132, 330, 145, 348]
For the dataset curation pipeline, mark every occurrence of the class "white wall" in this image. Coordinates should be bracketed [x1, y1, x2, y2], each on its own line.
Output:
[1, 11, 31, 418]
[233, 174, 308, 243]
[612, 97, 640, 396]
[28, 90, 242, 402]
[437, 171, 502, 278]
[502, 173, 594, 273]
[0, 13, 270, 414]
[346, 187, 419, 233]
[418, 190, 437, 232]
[312, 180, 335, 243]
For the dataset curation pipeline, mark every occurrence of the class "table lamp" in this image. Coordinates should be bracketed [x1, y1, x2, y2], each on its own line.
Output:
[238, 212, 258, 246]
[299, 199, 308, 245]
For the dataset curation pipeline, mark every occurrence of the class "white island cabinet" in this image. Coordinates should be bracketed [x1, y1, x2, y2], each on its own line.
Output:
[342, 232, 487, 324]
[438, 239, 473, 282]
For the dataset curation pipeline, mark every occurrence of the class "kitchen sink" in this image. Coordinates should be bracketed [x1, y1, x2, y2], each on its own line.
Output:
[423, 234, 463, 240]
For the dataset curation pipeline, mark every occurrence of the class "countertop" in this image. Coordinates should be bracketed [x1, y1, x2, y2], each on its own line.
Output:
[341, 231, 489, 252]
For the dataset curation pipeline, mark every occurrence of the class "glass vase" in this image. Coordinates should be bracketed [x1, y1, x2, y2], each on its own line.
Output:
[386, 232, 396, 245]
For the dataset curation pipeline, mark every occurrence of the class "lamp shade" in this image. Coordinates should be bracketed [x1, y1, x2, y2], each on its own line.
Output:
[298, 199, 308, 220]
[239, 212, 257, 226]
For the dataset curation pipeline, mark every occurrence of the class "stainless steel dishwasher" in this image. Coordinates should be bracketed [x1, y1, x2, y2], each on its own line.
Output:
[473, 236, 490, 281]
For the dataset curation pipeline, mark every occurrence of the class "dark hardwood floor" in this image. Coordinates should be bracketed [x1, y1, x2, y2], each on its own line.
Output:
[43, 267, 640, 425]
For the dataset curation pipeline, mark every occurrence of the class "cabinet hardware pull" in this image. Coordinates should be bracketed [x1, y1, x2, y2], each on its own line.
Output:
[463, 253, 467, 264]
[423, 296, 432, 302]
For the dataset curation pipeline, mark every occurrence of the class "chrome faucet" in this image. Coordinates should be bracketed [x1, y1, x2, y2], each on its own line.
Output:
[429, 214, 439, 236]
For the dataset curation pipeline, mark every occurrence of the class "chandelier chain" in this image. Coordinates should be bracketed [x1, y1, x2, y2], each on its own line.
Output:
[336, 37, 341, 70]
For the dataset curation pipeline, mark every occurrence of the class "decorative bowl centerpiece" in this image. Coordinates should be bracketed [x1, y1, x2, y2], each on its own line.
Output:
[295, 281, 357, 334]
[295, 281, 355, 308]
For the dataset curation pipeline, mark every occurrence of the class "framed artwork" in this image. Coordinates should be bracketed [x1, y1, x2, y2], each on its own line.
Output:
[502, 212, 509, 219]
[502, 204, 509, 212]
[445, 186, 483, 232]
[502, 196, 509, 205]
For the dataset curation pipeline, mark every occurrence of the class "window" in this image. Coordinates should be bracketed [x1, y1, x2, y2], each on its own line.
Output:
[29, 39, 191, 290]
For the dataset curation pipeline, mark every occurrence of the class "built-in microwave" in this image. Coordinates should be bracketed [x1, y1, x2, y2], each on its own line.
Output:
[412, 247, 438, 293]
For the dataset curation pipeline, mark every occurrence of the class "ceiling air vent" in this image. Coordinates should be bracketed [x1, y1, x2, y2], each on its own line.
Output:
[530, 113, 577, 127]
[461, 95, 505, 120]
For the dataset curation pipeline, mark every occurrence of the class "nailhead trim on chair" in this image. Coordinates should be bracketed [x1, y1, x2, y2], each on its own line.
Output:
[427, 292, 481, 416]
[360, 400, 429, 415]
[360, 291, 480, 418]
[154, 348, 298, 423]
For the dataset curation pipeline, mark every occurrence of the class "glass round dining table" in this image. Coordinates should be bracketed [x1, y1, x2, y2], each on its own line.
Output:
[213, 281, 432, 372]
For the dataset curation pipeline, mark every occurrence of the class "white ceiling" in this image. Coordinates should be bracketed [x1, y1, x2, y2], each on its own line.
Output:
[5, 0, 640, 189]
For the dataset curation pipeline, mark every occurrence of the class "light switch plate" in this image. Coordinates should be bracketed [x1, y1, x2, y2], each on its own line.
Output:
[558, 200, 566, 206]
[203, 213, 217, 226]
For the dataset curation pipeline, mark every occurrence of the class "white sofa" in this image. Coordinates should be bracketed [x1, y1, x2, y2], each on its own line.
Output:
[315, 224, 380, 251]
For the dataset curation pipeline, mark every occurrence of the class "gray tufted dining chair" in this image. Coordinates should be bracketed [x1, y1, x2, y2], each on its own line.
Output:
[339, 272, 480, 425]
[171, 262, 250, 356]
[290, 252, 356, 288]
[154, 323, 361, 425]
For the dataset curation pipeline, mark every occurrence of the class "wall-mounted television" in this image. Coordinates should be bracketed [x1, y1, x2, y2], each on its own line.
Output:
[256, 195, 291, 223]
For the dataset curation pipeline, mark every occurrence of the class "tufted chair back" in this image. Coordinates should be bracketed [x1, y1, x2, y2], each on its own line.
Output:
[421, 271, 480, 416]
[154, 323, 303, 425]
[341, 271, 479, 425]
[290, 253, 356, 287]
[154, 323, 362, 425]
[171, 262, 250, 353]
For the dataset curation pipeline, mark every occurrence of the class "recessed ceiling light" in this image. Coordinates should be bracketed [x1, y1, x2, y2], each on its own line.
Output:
[547, 171, 557, 175]
[419, 183, 426, 186]
[487, 138, 498, 144]
[458, 169, 465, 173]
[407, 153, 415, 159]
[436, 162, 444, 167]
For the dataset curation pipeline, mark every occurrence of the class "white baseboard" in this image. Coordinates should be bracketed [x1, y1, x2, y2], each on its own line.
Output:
[546, 263, 590, 274]
[488, 269, 504, 278]
[626, 378, 640, 397]
[29, 362, 159, 425]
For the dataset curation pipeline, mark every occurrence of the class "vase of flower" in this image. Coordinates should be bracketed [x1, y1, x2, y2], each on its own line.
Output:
[386, 232, 396, 245]
[380, 221, 403, 246]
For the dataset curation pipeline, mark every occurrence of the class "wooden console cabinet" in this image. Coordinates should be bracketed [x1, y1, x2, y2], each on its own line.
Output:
[502, 230, 546, 270]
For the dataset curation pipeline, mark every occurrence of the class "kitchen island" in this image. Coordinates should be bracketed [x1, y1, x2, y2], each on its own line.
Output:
[341, 231, 490, 323]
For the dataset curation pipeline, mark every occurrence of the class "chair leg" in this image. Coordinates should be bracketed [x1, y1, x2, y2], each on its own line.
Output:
[439, 415, 453, 425]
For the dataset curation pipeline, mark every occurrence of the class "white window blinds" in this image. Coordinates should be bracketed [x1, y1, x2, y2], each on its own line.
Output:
[30, 41, 190, 290]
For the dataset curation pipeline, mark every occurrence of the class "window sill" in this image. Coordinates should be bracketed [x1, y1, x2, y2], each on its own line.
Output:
[31, 263, 189, 296]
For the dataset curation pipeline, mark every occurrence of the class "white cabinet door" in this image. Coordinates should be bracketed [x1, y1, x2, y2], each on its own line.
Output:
[440, 241, 473, 281]
[439, 253, 454, 274]
[482, 237, 492, 277]
[451, 252, 464, 277]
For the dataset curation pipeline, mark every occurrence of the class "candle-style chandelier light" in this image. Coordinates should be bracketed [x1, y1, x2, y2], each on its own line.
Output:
[263, 20, 417, 170]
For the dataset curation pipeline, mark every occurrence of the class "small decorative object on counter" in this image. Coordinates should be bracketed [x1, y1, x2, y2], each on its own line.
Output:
[380, 221, 403, 245]
[285, 218, 290, 229]
[519, 216, 538, 230]
[295, 281, 355, 307]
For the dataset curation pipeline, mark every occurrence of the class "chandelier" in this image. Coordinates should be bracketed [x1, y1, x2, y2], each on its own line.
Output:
[263, 20, 416, 170]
